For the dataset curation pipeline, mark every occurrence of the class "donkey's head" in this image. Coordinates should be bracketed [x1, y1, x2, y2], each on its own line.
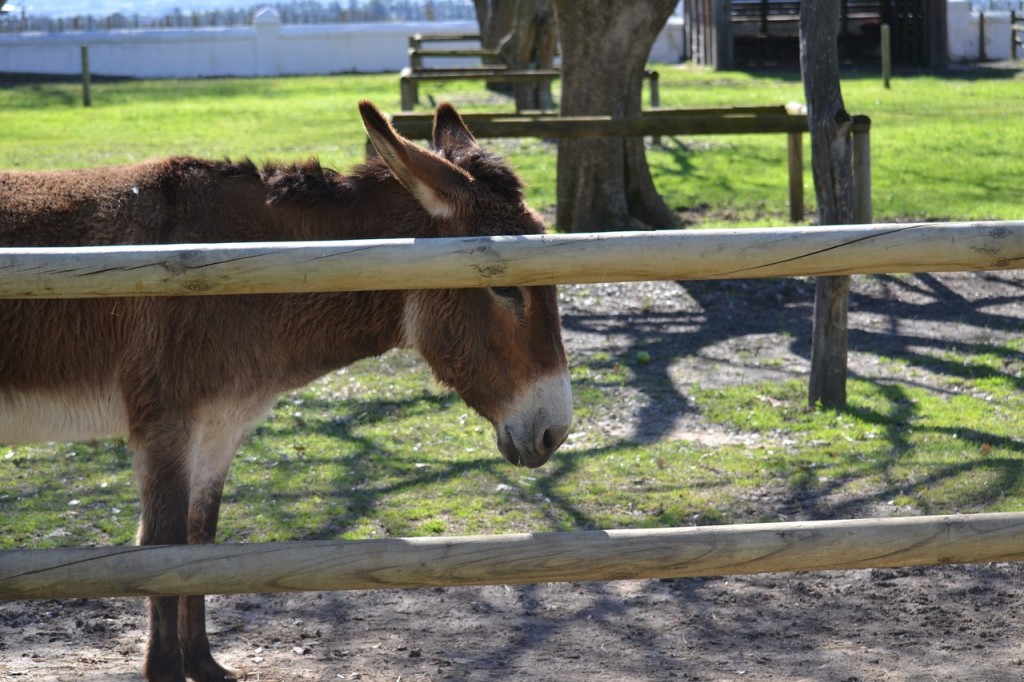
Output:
[360, 100, 572, 468]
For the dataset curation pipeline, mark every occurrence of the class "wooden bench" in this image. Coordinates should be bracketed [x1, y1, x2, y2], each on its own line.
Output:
[399, 67, 561, 111]
[408, 33, 483, 50]
[371, 105, 871, 222]
[408, 48, 495, 70]
[399, 67, 661, 115]
[400, 31, 655, 116]
[407, 33, 496, 75]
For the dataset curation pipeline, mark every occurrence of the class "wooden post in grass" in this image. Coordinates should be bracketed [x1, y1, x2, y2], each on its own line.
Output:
[881, 24, 891, 89]
[852, 116, 872, 225]
[785, 102, 805, 222]
[80, 45, 92, 107]
[980, 12, 987, 62]
[649, 70, 662, 145]
[787, 131, 804, 222]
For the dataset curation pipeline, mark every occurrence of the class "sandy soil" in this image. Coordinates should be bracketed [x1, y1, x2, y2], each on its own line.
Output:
[4, 271, 1024, 681]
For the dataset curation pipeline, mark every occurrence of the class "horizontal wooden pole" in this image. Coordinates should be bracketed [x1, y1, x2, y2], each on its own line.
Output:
[410, 33, 481, 43]
[389, 110, 810, 138]
[2, 513, 1022, 599]
[409, 48, 494, 57]
[408, 65, 514, 73]
[401, 67, 560, 81]
[390, 105, 791, 122]
[0, 221, 1021, 300]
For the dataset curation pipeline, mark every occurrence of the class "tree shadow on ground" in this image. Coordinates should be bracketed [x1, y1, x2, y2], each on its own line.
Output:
[558, 271, 1024, 520]
[562, 272, 1024, 442]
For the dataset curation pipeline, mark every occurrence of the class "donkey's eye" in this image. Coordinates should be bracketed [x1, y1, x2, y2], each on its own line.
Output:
[490, 286, 524, 307]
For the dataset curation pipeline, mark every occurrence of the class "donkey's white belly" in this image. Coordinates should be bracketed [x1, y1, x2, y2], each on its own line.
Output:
[0, 387, 129, 444]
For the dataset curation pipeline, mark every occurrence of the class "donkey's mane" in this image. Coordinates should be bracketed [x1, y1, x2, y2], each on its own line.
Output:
[437, 147, 523, 203]
[216, 157, 353, 208]
[216, 146, 522, 212]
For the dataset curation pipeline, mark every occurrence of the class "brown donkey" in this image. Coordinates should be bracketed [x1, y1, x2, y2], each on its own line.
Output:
[0, 101, 573, 681]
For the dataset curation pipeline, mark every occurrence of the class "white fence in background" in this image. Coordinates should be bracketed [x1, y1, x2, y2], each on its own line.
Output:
[0, 11, 478, 78]
[0, 4, 1015, 80]
[0, 10, 685, 79]
[949, 0, 1021, 61]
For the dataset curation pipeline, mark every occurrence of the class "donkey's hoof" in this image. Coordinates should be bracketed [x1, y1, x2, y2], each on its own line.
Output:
[184, 653, 238, 682]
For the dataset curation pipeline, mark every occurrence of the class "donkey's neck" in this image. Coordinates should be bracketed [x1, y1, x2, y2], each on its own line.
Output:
[252, 160, 440, 386]
[268, 288, 411, 391]
[264, 158, 439, 242]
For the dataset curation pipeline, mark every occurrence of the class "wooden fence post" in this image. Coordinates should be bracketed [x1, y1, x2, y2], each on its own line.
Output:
[648, 70, 661, 145]
[787, 131, 804, 222]
[852, 117, 872, 224]
[1011, 11, 1021, 61]
[881, 24, 891, 89]
[785, 102, 806, 222]
[399, 70, 416, 111]
[979, 11, 987, 61]
[80, 45, 92, 107]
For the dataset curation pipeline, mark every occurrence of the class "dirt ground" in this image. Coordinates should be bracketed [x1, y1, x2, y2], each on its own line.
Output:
[4, 271, 1024, 681]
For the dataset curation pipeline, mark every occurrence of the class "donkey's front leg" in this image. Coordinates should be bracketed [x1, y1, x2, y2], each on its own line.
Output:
[132, 430, 192, 682]
[180, 476, 237, 681]
[180, 425, 247, 682]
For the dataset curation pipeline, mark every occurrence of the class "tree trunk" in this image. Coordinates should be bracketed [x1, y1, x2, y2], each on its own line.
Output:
[552, 0, 680, 232]
[473, 0, 557, 110]
[800, 2, 854, 409]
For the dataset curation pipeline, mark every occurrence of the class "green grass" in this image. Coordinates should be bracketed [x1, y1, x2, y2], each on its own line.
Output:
[6, 334, 1024, 549]
[3, 65, 1024, 549]
[0, 75, 395, 175]
[1, 64, 1022, 222]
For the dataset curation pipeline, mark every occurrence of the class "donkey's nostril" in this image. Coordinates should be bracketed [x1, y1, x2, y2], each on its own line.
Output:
[542, 428, 557, 452]
[538, 423, 570, 458]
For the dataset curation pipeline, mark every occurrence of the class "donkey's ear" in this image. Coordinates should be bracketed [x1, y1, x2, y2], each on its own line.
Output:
[432, 102, 477, 153]
[359, 100, 473, 219]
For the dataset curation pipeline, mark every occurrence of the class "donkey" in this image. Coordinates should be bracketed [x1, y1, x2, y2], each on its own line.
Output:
[0, 101, 572, 681]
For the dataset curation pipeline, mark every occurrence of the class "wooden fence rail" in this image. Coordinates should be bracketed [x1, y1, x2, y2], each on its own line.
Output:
[381, 105, 869, 223]
[1, 221, 1020, 300]
[4, 221, 1024, 600]
[386, 105, 822, 138]
[398, 67, 660, 113]
[3, 513, 1023, 599]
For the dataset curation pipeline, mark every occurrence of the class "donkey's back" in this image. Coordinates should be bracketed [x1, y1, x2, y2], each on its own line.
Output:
[0, 157, 304, 446]
[0, 157, 287, 248]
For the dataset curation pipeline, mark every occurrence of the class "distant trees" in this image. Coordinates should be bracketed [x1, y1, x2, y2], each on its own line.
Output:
[1, 0, 476, 33]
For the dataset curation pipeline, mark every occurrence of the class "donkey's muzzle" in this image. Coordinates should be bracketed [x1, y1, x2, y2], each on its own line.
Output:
[495, 371, 573, 468]
[498, 420, 570, 468]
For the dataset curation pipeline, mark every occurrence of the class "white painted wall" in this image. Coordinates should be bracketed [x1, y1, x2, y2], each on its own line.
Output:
[0, 12, 480, 78]
[948, 0, 1017, 61]
[0, 12, 688, 80]
[2, 7, 1012, 78]
[651, 16, 686, 64]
